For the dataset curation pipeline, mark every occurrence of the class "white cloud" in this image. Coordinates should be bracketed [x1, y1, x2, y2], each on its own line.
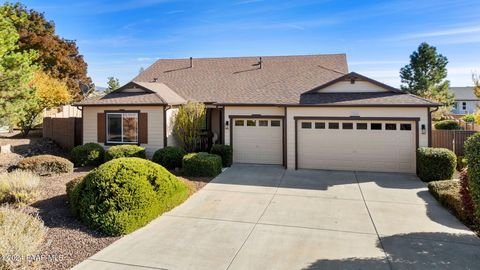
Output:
[403, 25, 480, 39]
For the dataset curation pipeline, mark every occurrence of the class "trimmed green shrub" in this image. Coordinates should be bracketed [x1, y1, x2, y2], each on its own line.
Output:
[105, 145, 146, 161]
[0, 170, 40, 204]
[428, 180, 467, 223]
[417, 147, 456, 182]
[152, 146, 186, 170]
[0, 206, 46, 270]
[17, 155, 73, 176]
[210, 144, 233, 167]
[465, 133, 480, 222]
[70, 157, 189, 236]
[183, 152, 222, 177]
[66, 176, 84, 217]
[71, 143, 105, 167]
[434, 120, 461, 130]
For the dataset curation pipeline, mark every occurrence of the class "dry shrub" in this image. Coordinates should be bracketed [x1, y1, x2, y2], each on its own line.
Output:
[0, 170, 40, 204]
[17, 155, 73, 176]
[0, 206, 46, 270]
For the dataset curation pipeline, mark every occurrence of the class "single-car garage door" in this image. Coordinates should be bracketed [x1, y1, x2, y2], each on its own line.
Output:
[297, 120, 416, 173]
[232, 118, 283, 165]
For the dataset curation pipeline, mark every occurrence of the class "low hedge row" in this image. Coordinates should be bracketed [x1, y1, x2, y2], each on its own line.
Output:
[416, 147, 456, 182]
[183, 152, 222, 177]
[428, 180, 465, 221]
[67, 158, 189, 236]
[210, 144, 232, 167]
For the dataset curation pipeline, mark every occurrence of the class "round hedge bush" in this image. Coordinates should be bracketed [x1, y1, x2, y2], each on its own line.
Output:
[434, 120, 461, 130]
[69, 157, 189, 236]
[71, 143, 105, 167]
[417, 147, 456, 182]
[183, 152, 222, 177]
[105, 145, 146, 161]
[152, 146, 186, 170]
[17, 155, 73, 176]
[210, 144, 233, 167]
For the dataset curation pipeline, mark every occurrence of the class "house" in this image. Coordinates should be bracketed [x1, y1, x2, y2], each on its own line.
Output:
[75, 54, 439, 173]
[450, 87, 478, 115]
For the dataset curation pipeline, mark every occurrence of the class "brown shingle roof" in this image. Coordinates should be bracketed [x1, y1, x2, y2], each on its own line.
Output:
[76, 55, 438, 107]
[299, 92, 440, 106]
[75, 81, 186, 106]
[133, 54, 348, 104]
[76, 92, 165, 106]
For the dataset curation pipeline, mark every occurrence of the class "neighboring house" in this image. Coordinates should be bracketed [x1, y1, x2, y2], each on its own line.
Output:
[450, 86, 478, 115]
[75, 54, 439, 173]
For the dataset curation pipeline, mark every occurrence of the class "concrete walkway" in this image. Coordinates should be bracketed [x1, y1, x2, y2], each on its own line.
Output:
[74, 164, 480, 270]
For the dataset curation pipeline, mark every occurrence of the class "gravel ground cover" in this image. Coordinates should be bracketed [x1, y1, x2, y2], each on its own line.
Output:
[1, 131, 213, 269]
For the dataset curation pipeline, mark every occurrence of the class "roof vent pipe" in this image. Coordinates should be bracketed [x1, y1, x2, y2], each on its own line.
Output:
[190, 57, 193, 68]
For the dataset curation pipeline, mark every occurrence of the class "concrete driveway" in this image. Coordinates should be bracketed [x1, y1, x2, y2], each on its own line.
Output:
[74, 164, 480, 270]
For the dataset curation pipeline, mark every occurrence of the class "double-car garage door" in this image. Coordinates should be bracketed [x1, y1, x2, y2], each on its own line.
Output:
[230, 117, 417, 173]
[297, 120, 416, 173]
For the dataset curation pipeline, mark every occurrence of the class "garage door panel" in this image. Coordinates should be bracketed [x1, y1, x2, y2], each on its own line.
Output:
[233, 118, 283, 165]
[298, 120, 416, 173]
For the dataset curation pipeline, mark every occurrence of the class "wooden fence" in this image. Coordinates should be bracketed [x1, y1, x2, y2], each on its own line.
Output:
[43, 117, 82, 150]
[432, 130, 477, 156]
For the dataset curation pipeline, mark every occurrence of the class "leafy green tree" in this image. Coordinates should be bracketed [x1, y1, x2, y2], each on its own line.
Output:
[105, 77, 120, 94]
[400, 42, 454, 119]
[173, 101, 206, 152]
[17, 71, 71, 136]
[0, 13, 37, 131]
[1, 3, 92, 100]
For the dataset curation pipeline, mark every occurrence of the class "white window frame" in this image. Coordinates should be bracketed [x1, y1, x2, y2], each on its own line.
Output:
[462, 102, 467, 110]
[106, 112, 139, 144]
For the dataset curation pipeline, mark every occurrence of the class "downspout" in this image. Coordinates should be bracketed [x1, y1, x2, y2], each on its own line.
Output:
[428, 107, 439, 147]
[163, 105, 172, 148]
[73, 105, 84, 145]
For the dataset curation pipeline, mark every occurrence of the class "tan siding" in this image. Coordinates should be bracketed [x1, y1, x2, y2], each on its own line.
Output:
[83, 106, 164, 158]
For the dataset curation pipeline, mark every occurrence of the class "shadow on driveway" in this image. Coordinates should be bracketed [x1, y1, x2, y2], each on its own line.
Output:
[303, 232, 480, 270]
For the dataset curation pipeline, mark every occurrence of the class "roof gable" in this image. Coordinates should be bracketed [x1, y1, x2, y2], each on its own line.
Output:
[304, 72, 401, 94]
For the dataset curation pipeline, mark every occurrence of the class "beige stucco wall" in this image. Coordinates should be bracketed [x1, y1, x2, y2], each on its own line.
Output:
[224, 106, 285, 145]
[223, 105, 429, 170]
[165, 107, 179, 147]
[82, 106, 164, 158]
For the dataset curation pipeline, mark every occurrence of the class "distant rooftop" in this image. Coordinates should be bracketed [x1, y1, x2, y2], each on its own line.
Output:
[450, 87, 477, 100]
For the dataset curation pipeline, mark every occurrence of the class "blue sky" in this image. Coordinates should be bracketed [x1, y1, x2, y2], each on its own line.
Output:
[14, 0, 480, 87]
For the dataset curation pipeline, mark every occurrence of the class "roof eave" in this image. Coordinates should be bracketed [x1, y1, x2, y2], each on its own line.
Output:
[214, 102, 440, 107]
